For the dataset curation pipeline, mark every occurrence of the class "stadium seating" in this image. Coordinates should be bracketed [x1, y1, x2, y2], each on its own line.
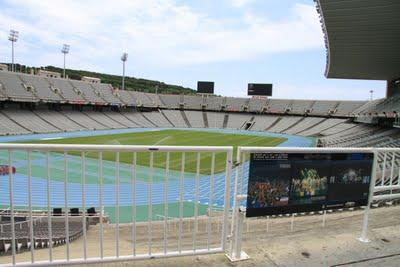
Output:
[2, 109, 60, 133]
[61, 111, 108, 130]
[185, 110, 206, 128]
[0, 112, 30, 135]
[18, 73, 63, 102]
[161, 109, 187, 127]
[69, 80, 105, 103]
[34, 110, 85, 132]
[0, 71, 36, 102]
[226, 113, 251, 129]
[0, 215, 86, 253]
[0, 70, 398, 150]
[47, 77, 86, 103]
[250, 115, 280, 131]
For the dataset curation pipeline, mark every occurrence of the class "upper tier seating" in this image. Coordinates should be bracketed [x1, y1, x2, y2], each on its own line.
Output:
[0, 71, 36, 101]
[18, 73, 63, 102]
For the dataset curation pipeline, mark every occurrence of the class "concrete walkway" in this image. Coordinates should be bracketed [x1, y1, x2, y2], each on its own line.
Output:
[86, 205, 400, 267]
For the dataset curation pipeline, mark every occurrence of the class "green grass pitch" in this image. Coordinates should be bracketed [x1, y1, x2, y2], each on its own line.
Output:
[23, 129, 286, 174]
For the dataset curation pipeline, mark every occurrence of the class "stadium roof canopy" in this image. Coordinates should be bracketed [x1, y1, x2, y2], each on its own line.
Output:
[316, 0, 400, 80]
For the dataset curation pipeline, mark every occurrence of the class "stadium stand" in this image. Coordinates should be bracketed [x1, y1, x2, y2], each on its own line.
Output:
[0, 112, 30, 135]
[0, 70, 398, 150]
[267, 116, 304, 133]
[102, 111, 139, 128]
[248, 98, 267, 112]
[183, 95, 204, 110]
[0, 71, 36, 102]
[226, 113, 251, 129]
[69, 80, 105, 104]
[18, 73, 63, 102]
[225, 97, 247, 112]
[334, 101, 366, 116]
[251, 115, 280, 131]
[92, 83, 122, 105]
[118, 90, 137, 106]
[309, 100, 338, 116]
[267, 99, 292, 113]
[2, 110, 60, 133]
[85, 111, 125, 129]
[159, 94, 180, 108]
[0, 214, 87, 253]
[206, 112, 225, 128]
[47, 77, 86, 103]
[283, 117, 325, 135]
[184, 110, 206, 128]
[161, 109, 187, 128]
[204, 96, 223, 111]
[34, 110, 85, 132]
[142, 111, 173, 128]
[287, 100, 314, 115]
[61, 110, 107, 130]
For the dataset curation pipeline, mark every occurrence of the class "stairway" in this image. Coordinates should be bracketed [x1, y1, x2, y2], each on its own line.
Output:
[222, 113, 229, 128]
[180, 110, 192, 128]
[202, 111, 209, 128]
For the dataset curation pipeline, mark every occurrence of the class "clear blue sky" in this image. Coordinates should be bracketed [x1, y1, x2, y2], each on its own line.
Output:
[0, 0, 386, 100]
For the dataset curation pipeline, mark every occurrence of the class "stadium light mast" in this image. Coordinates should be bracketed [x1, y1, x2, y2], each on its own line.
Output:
[8, 30, 19, 72]
[61, 44, 70, 78]
[121, 52, 128, 90]
[370, 90, 374, 101]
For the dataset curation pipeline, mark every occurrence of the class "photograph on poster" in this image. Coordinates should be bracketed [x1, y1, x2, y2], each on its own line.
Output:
[247, 160, 290, 209]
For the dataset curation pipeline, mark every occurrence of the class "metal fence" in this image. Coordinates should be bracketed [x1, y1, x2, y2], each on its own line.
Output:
[1, 145, 400, 265]
[0, 144, 233, 266]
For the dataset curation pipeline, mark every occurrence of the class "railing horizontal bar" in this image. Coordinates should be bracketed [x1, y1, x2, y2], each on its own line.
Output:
[374, 185, 400, 192]
[0, 248, 224, 267]
[0, 144, 233, 152]
[238, 147, 400, 153]
[373, 193, 400, 201]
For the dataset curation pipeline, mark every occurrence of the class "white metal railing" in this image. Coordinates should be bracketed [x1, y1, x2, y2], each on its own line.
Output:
[0, 144, 233, 266]
[1, 144, 400, 265]
[228, 146, 400, 261]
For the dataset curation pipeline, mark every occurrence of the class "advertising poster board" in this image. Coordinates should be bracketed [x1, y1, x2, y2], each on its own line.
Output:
[246, 153, 373, 217]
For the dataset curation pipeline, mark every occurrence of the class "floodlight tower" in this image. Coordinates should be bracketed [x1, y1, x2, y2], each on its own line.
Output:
[8, 30, 19, 72]
[121, 52, 128, 90]
[369, 90, 374, 101]
[61, 44, 70, 78]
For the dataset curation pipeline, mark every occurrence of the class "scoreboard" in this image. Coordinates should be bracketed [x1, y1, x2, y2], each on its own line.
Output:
[197, 81, 214, 94]
[248, 83, 273, 96]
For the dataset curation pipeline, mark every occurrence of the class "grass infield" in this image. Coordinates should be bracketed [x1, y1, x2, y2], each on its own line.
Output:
[23, 129, 286, 174]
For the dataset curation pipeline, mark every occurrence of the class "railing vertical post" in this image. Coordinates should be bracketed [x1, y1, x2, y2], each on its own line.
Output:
[28, 150, 34, 263]
[178, 152, 185, 253]
[193, 152, 201, 251]
[98, 152, 104, 259]
[81, 152, 87, 260]
[358, 150, 378, 243]
[221, 148, 233, 251]
[46, 151, 53, 262]
[64, 151, 70, 261]
[207, 152, 216, 250]
[163, 152, 170, 255]
[226, 147, 249, 262]
[8, 150, 16, 265]
[148, 152, 154, 256]
[132, 152, 137, 257]
[115, 152, 120, 258]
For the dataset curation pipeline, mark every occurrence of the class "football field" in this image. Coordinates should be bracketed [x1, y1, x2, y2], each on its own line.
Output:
[23, 129, 286, 176]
